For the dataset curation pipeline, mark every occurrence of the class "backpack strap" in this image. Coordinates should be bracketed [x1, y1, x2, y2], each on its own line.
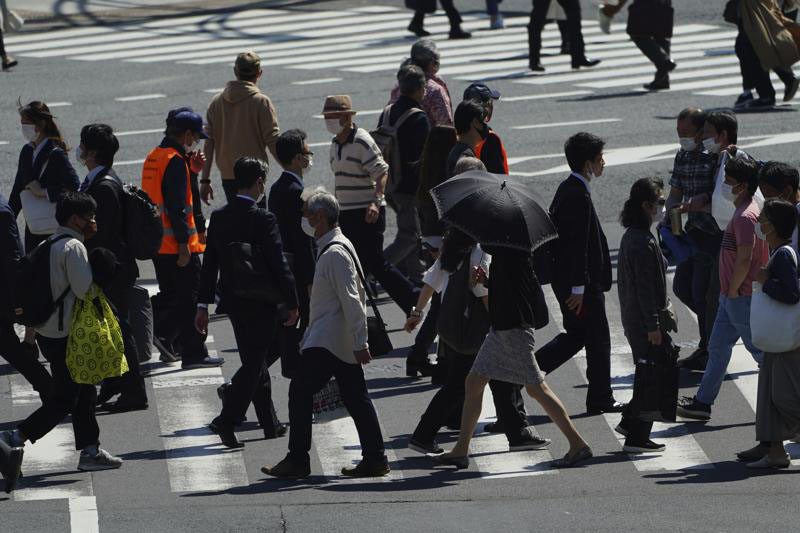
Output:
[393, 107, 425, 130]
[45, 234, 72, 330]
[319, 241, 388, 328]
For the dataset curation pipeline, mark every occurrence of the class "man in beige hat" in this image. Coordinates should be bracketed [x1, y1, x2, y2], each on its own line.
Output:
[201, 51, 281, 204]
[323, 94, 419, 315]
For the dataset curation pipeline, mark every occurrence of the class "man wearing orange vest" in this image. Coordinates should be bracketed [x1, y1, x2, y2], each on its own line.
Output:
[142, 109, 224, 370]
[465, 83, 509, 175]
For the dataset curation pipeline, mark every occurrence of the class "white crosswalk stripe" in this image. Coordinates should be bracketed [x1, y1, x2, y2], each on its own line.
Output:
[5, 6, 778, 99]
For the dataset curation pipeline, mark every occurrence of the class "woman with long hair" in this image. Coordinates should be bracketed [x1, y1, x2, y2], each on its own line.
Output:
[405, 125, 458, 378]
[617, 177, 675, 453]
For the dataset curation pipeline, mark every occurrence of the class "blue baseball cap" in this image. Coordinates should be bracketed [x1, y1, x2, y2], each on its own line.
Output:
[463, 83, 501, 103]
[167, 108, 208, 139]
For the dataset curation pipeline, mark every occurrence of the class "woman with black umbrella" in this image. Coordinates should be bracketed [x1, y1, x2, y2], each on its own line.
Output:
[429, 171, 592, 469]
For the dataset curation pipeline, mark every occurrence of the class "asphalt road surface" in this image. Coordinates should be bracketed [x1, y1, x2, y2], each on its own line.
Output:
[2, 1, 800, 531]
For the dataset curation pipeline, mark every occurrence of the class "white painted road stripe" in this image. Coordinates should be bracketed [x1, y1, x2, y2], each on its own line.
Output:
[69, 496, 100, 533]
[577, 65, 742, 89]
[293, 77, 343, 85]
[115, 94, 167, 102]
[116, 128, 163, 137]
[503, 90, 593, 102]
[512, 118, 621, 130]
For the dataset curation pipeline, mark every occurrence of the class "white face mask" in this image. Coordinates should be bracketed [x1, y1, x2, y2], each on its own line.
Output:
[703, 137, 721, 154]
[75, 145, 84, 163]
[301, 217, 316, 237]
[21, 124, 37, 143]
[755, 223, 767, 241]
[721, 182, 738, 202]
[184, 139, 198, 153]
[325, 118, 343, 135]
[679, 138, 697, 152]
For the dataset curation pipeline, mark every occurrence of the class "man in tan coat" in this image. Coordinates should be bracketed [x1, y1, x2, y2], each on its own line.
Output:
[201, 51, 281, 204]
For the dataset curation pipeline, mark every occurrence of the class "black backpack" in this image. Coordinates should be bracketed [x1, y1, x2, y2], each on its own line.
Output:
[121, 184, 163, 260]
[13, 234, 71, 328]
[436, 254, 490, 354]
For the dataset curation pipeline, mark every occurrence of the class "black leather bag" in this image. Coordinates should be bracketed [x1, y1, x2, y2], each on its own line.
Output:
[405, 0, 436, 14]
[626, 0, 674, 38]
[723, 0, 739, 24]
[227, 242, 294, 304]
[436, 256, 490, 354]
[630, 335, 680, 423]
[321, 242, 393, 357]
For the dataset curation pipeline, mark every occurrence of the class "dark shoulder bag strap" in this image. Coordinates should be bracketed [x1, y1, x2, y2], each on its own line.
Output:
[320, 241, 387, 326]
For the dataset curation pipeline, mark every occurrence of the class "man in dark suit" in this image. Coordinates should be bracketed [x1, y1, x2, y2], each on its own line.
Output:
[267, 130, 316, 379]
[535, 132, 622, 414]
[77, 124, 148, 412]
[196, 156, 299, 448]
[527, 0, 601, 72]
[0, 193, 53, 402]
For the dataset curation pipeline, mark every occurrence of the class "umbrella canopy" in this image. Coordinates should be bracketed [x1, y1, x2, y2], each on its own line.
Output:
[430, 170, 557, 252]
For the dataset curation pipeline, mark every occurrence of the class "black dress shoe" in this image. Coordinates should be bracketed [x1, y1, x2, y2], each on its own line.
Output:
[96, 388, 118, 406]
[572, 57, 601, 69]
[264, 423, 288, 440]
[209, 417, 244, 449]
[449, 28, 472, 39]
[262, 456, 310, 479]
[341, 459, 390, 478]
[679, 348, 708, 372]
[529, 62, 546, 72]
[586, 401, 625, 415]
[643, 72, 670, 91]
[560, 46, 571, 56]
[0, 438, 23, 493]
[102, 397, 149, 413]
[406, 359, 436, 378]
[430, 453, 469, 469]
[407, 23, 431, 37]
[2, 58, 18, 71]
[483, 421, 504, 433]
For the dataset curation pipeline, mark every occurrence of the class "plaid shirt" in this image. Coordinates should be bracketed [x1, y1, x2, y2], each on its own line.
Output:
[669, 149, 720, 235]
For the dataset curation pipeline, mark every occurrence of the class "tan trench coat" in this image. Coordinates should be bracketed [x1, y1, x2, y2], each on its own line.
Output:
[741, 0, 800, 70]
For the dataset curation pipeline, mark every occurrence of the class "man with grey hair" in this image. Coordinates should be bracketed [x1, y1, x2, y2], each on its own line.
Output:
[262, 190, 390, 479]
[390, 40, 453, 127]
[453, 156, 486, 175]
[407, 0, 470, 40]
[379, 64, 430, 284]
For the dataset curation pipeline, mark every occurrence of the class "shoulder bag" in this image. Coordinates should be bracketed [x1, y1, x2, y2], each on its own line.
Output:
[21, 156, 57, 235]
[750, 245, 800, 353]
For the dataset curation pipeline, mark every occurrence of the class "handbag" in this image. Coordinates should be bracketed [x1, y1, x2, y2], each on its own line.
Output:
[321, 242, 394, 357]
[751, 245, 800, 353]
[227, 241, 294, 304]
[626, 0, 674, 38]
[312, 379, 345, 415]
[21, 157, 57, 236]
[436, 253, 490, 354]
[630, 334, 680, 423]
[723, 0, 739, 24]
[66, 285, 129, 385]
[129, 285, 154, 363]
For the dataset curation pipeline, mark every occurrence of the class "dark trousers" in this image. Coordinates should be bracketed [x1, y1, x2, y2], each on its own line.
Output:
[99, 273, 147, 402]
[631, 34, 671, 71]
[222, 180, 238, 204]
[408, 293, 440, 363]
[288, 347, 386, 466]
[338, 207, 418, 314]
[152, 253, 208, 363]
[736, 22, 775, 100]
[0, 27, 6, 58]
[412, 343, 529, 444]
[220, 303, 280, 432]
[0, 321, 52, 399]
[528, 0, 585, 63]
[17, 335, 99, 450]
[673, 230, 721, 351]
[273, 281, 311, 378]
[384, 193, 425, 283]
[536, 285, 613, 408]
[412, 0, 462, 28]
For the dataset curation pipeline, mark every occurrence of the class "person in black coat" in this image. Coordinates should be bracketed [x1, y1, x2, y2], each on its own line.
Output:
[617, 178, 676, 453]
[76, 124, 148, 412]
[0, 194, 53, 401]
[267, 129, 316, 379]
[196, 157, 299, 448]
[535, 132, 622, 414]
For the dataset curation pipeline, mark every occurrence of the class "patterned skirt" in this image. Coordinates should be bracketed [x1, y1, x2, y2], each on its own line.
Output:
[470, 328, 545, 386]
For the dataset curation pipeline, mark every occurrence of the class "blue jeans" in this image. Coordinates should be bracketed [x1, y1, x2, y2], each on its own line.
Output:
[696, 294, 763, 406]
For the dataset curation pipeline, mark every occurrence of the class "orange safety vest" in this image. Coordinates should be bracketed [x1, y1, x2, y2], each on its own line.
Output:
[141, 146, 205, 255]
[475, 131, 509, 175]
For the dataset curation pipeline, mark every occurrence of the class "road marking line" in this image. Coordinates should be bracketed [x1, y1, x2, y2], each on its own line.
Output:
[312, 109, 383, 119]
[309, 141, 331, 148]
[69, 496, 99, 533]
[116, 128, 163, 137]
[115, 159, 146, 167]
[503, 90, 592, 101]
[507, 153, 563, 165]
[47, 102, 73, 108]
[292, 77, 343, 85]
[577, 65, 742, 89]
[512, 118, 621, 130]
[115, 94, 166, 102]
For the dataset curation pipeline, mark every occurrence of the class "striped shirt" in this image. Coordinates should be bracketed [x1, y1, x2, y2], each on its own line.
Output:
[329, 126, 389, 211]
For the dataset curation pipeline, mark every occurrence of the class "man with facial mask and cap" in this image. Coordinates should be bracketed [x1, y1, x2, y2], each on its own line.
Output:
[664, 107, 720, 373]
[142, 108, 223, 370]
[321, 95, 419, 316]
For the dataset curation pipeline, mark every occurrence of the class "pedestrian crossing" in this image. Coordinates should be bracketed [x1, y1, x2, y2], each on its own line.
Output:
[4, 5, 795, 100]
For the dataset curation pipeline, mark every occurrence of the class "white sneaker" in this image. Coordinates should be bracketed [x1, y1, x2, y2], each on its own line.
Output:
[78, 449, 123, 472]
[598, 7, 612, 34]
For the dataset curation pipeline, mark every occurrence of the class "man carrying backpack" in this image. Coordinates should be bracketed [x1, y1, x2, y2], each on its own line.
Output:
[1, 192, 123, 493]
[377, 64, 430, 284]
[77, 124, 148, 412]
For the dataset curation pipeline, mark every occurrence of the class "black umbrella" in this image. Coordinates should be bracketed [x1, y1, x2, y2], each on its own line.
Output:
[430, 170, 557, 252]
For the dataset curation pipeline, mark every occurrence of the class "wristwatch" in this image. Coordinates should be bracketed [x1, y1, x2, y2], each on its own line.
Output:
[409, 306, 424, 318]
[372, 193, 385, 204]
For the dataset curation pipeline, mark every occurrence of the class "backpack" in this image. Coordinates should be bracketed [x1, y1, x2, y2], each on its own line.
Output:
[13, 234, 71, 328]
[371, 104, 426, 196]
[436, 253, 490, 354]
[115, 182, 163, 260]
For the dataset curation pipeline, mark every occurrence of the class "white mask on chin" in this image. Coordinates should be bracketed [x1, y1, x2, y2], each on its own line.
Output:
[679, 138, 697, 152]
[703, 137, 721, 154]
[325, 119, 343, 135]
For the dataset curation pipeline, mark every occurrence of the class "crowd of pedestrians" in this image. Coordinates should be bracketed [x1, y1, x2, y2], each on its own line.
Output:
[2, 38, 800, 492]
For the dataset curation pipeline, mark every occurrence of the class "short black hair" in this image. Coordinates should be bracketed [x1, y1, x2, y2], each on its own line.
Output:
[677, 107, 706, 132]
[56, 191, 96, 226]
[725, 157, 759, 195]
[453, 99, 485, 135]
[398, 64, 426, 96]
[233, 157, 267, 190]
[759, 161, 800, 196]
[763, 198, 798, 240]
[620, 177, 664, 229]
[706, 111, 738, 144]
[564, 132, 605, 173]
[275, 129, 307, 167]
[80, 124, 119, 168]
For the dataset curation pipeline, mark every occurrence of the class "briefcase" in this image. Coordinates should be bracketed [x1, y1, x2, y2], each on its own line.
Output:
[630, 336, 680, 423]
[627, 0, 674, 38]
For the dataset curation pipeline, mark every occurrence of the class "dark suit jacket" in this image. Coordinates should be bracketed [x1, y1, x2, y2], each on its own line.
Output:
[0, 194, 24, 314]
[9, 141, 79, 216]
[549, 174, 612, 292]
[198, 196, 298, 310]
[267, 172, 316, 288]
[84, 168, 139, 285]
